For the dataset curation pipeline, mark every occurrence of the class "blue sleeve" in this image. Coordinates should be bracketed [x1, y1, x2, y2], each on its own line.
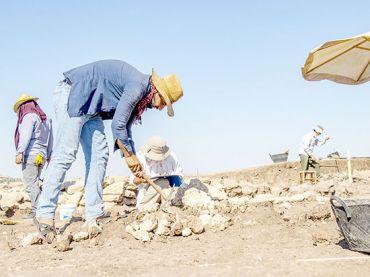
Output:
[112, 83, 145, 154]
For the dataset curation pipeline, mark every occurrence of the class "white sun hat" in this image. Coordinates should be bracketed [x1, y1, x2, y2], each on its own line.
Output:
[140, 136, 170, 161]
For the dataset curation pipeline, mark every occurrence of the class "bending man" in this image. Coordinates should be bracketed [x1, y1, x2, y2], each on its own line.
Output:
[35, 60, 183, 242]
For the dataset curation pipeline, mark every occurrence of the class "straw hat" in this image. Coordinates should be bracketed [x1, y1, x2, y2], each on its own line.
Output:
[313, 125, 324, 134]
[140, 136, 170, 161]
[151, 69, 183, 117]
[13, 94, 39, 112]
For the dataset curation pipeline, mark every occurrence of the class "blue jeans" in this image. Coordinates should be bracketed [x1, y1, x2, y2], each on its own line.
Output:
[36, 81, 109, 220]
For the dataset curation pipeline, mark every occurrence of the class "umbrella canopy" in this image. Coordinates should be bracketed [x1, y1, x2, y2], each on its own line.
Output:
[302, 32, 370, 85]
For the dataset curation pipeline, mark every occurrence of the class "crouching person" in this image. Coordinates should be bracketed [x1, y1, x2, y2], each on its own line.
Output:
[130, 136, 183, 211]
[14, 94, 53, 219]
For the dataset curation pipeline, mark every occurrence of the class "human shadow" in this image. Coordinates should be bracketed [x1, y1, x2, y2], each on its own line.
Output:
[57, 216, 83, 234]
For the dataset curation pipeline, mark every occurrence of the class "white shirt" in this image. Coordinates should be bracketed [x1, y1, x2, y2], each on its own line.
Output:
[299, 131, 326, 156]
[131, 150, 183, 208]
[129, 150, 183, 183]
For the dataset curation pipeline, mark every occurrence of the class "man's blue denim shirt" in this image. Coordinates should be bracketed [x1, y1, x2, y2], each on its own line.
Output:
[63, 60, 150, 153]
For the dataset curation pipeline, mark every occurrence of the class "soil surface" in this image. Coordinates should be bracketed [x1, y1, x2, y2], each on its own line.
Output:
[1, 160, 370, 276]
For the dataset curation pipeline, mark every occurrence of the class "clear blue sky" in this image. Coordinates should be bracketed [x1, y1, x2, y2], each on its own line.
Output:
[1, 0, 369, 178]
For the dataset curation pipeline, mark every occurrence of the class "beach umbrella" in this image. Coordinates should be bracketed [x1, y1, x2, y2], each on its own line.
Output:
[302, 32, 370, 85]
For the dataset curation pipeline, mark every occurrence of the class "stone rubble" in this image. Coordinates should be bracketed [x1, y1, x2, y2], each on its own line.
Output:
[2, 165, 370, 245]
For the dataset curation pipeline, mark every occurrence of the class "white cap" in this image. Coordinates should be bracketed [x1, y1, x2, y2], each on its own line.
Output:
[313, 125, 324, 134]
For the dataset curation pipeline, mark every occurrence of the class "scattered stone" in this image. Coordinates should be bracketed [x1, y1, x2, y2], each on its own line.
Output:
[207, 186, 227, 200]
[73, 231, 89, 242]
[199, 214, 212, 226]
[188, 216, 204, 234]
[65, 180, 84, 194]
[240, 182, 258, 197]
[126, 225, 151, 242]
[135, 230, 151, 242]
[312, 232, 331, 246]
[155, 215, 171, 236]
[306, 205, 331, 221]
[124, 190, 136, 198]
[21, 233, 42, 247]
[211, 214, 229, 231]
[86, 221, 102, 238]
[182, 227, 192, 237]
[223, 179, 243, 197]
[183, 188, 211, 208]
[170, 221, 183, 236]
[0, 218, 18, 225]
[140, 219, 158, 232]
[315, 181, 335, 195]
[56, 234, 73, 252]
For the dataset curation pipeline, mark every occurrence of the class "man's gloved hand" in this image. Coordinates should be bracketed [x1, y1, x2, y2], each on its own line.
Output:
[125, 154, 143, 176]
[15, 153, 23, 164]
[133, 177, 147, 185]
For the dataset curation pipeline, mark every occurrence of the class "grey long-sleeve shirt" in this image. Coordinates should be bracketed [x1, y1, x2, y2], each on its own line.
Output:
[16, 113, 53, 159]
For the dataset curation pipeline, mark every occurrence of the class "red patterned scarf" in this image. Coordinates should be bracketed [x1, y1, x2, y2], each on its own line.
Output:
[134, 78, 156, 122]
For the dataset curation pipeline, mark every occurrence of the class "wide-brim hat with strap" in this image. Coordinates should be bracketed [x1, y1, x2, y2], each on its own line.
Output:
[13, 94, 39, 112]
[151, 69, 183, 117]
[140, 136, 171, 161]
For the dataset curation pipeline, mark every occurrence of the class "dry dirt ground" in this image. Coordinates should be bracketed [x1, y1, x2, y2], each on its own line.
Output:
[1, 160, 370, 277]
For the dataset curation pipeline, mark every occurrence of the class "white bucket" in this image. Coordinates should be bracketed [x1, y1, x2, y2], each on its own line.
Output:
[59, 204, 76, 221]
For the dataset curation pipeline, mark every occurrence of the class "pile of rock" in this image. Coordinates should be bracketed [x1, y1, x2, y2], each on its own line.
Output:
[0, 176, 139, 218]
[59, 176, 137, 215]
[5, 168, 370, 247]
[122, 181, 237, 242]
[0, 180, 30, 216]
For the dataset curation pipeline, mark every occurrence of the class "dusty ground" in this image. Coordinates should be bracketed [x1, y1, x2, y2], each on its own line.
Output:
[1, 160, 370, 276]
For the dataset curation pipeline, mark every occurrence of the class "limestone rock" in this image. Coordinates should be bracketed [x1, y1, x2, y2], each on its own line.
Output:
[140, 219, 158, 232]
[0, 218, 18, 225]
[104, 181, 126, 194]
[21, 233, 42, 247]
[183, 188, 211, 208]
[257, 185, 271, 194]
[315, 180, 335, 195]
[155, 215, 171, 236]
[223, 179, 243, 197]
[239, 182, 258, 197]
[73, 231, 89, 242]
[0, 192, 20, 211]
[181, 227, 192, 237]
[207, 186, 227, 200]
[211, 214, 230, 231]
[305, 204, 331, 221]
[135, 230, 151, 242]
[188, 216, 204, 234]
[125, 225, 151, 242]
[170, 221, 183, 236]
[124, 190, 136, 199]
[199, 214, 212, 226]
[65, 180, 84, 194]
[228, 197, 249, 206]
[59, 191, 83, 206]
[56, 234, 73, 252]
